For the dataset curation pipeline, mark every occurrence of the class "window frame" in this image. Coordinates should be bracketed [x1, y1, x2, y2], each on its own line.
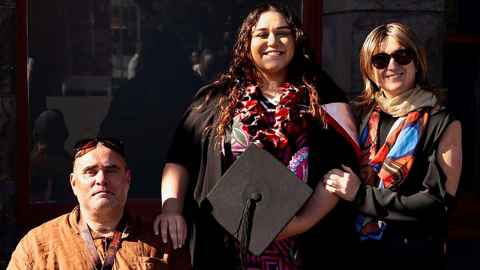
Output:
[15, 0, 324, 231]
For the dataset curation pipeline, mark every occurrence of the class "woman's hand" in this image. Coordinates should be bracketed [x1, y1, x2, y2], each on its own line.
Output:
[153, 205, 187, 250]
[154, 163, 189, 250]
[324, 165, 361, 202]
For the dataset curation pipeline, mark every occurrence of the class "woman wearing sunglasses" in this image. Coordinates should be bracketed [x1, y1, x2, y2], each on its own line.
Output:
[324, 22, 462, 268]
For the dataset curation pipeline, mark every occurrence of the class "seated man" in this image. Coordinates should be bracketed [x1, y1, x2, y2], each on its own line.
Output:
[8, 137, 190, 270]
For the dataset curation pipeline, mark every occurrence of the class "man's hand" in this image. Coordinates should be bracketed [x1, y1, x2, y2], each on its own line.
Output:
[153, 211, 187, 250]
[324, 165, 361, 202]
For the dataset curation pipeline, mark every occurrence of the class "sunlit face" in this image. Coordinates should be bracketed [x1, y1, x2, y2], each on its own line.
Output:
[250, 10, 295, 81]
[70, 144, 131, 214]
[372, 37, 417, 98]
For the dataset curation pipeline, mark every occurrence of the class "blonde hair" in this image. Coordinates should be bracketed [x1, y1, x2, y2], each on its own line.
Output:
[357, 22, 431, 106]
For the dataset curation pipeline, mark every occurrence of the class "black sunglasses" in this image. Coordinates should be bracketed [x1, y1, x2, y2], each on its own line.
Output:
[73, 137, 125, 159]
[371, 48, 415, 69]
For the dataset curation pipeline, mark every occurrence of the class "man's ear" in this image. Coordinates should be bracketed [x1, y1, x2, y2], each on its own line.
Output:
[70, 173, 77, 196]
[126, 169, 132, 185]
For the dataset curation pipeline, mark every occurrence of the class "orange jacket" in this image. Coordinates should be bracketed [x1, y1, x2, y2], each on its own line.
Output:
[7, 207, 191, 270]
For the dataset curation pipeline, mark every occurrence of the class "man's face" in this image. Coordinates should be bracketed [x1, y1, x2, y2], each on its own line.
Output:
[70, 144, 131, 214]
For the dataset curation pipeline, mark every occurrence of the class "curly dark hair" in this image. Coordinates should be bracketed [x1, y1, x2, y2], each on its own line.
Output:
[204, 3, 323, 144]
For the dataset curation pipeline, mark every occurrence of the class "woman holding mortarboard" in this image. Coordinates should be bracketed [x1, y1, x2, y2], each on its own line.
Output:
[154, 3, 360, 269]
[324, 22, 462, 269]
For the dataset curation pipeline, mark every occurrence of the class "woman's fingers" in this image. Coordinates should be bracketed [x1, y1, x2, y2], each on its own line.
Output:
[153, 214, 161, 235]
[161, 216, 169, 244]
[325, 184, 336, 193]
[169, 218, 178, 249]
[327, 168, 344, 176]
[324, 167, 358, 201]
[325, 179, 335, 188]
[156, 214, 187, 250]
[182, 218, 188, 244]
[153, 213, 187, 250]
[176, 217, 187, 247]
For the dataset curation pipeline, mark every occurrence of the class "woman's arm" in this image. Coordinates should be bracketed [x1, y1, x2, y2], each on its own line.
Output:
[325, 166, 445, 220]
[437, 120, 462, 196]
[276, 99, 360, 239]
[325, 121, 463, 220]
[276, 183, 338, 240]
[153, 163, 189, 250]
[152, 86, 214, 248]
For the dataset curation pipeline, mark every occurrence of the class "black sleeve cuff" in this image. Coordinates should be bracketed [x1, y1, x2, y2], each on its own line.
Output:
[353, 183, 367, 206]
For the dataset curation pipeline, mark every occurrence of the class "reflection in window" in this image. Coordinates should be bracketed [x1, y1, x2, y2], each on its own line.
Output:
[29, 0, 300, 200]
[30, 110, 74, 203]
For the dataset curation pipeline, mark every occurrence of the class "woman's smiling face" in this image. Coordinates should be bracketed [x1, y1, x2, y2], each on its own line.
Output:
[373, 37, 417, 98]
[250, 10, 295, 82]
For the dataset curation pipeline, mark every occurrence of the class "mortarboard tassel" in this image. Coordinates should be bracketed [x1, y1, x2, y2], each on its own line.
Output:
[237, 193, 262, 270]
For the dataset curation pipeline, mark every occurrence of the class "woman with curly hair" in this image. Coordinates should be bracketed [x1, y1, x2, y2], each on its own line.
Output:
[154, 3, 359, 269]
[324, 22, 462, 269]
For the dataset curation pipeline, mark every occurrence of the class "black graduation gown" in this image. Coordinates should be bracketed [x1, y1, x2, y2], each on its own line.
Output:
[167, 76, 360, 269]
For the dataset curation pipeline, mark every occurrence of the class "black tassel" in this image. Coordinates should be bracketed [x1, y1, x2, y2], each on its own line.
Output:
[235, 193, 261, 270]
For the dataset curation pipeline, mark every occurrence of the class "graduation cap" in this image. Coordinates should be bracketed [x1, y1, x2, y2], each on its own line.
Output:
[206, 144, 313, 258]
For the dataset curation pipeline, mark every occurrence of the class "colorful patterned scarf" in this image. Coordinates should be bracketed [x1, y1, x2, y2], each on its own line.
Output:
[230, 83, 310, 270]
[356, 106, 430, 240]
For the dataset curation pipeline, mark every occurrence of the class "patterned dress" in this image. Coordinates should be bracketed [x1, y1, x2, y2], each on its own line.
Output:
[229, 86, 310, 270]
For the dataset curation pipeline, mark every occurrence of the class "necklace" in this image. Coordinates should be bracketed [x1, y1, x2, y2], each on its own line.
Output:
[79, 216, 127, 270]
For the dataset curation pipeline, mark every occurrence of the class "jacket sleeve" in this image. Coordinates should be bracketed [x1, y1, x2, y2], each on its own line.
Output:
[7, 237, 33, 270]
[164, 84, 217, 174]
[353, 152, 448, 221]
[164, 106, 200, 173]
